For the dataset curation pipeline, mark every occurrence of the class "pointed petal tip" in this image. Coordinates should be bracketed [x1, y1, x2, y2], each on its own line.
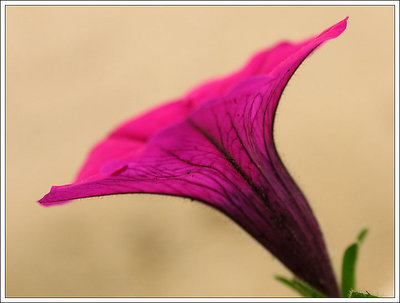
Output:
[37, 194, 54, 206]
[335, 16, 349, 34]
[341, 16, 349, 28]
[38, 186, 72, 206]
[38, 197, 72, 207]
[320, 17, 348, 41]
[37, 188, 52, 205]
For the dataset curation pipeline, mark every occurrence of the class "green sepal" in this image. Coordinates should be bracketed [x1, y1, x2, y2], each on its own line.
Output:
[341, 228, 369, 297]
[275, 275, 326, 297]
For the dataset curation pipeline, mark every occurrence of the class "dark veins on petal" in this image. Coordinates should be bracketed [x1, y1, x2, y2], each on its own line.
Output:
[120, 74, 336, 296]
[40, 20, 349, 296]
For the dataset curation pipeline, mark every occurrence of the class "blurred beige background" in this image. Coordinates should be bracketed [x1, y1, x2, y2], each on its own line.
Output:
[6, 5, 394, 297]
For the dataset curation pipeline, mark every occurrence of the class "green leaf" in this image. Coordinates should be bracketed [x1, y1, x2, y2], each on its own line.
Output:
[275, 275, 326, 297]
[357, 228, 368, 243]
[341, 228, 369, 297]
[341, 243, 358, 297]
[292, 278, 327, 298]
[349, 290, 378, 298]
[275, 276, 309, 297]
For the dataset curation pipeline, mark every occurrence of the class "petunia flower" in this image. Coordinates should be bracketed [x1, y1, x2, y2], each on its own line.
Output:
[39, 18, 348, 297]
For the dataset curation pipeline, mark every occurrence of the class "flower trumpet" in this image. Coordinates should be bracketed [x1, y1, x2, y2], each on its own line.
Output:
[40, 18, 348, 297]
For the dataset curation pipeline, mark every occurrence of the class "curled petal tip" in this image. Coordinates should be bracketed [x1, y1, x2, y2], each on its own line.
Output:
[37, 196, 63, 206]
[37, 190, 54, 205]
[314, 18, 348, 44]
[38, 186, 69, 206]
[341, 16, 349, 28]
[328, 17, 348, 38]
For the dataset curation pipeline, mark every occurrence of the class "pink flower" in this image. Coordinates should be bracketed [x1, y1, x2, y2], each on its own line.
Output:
[40, 18, 348, 297]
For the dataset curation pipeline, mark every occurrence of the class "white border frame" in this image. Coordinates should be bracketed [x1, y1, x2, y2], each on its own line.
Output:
[1, 1, 398, 302]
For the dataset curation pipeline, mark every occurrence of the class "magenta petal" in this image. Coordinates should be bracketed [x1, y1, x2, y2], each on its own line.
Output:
[40, 18, 348, 297]
[74, 100, 192, 183]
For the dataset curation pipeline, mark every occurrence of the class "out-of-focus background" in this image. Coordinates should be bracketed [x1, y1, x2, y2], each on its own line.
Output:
[6, 5, 394, 297]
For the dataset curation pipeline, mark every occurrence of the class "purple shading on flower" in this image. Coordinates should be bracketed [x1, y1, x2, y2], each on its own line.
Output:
[40, 18, 348, 297]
